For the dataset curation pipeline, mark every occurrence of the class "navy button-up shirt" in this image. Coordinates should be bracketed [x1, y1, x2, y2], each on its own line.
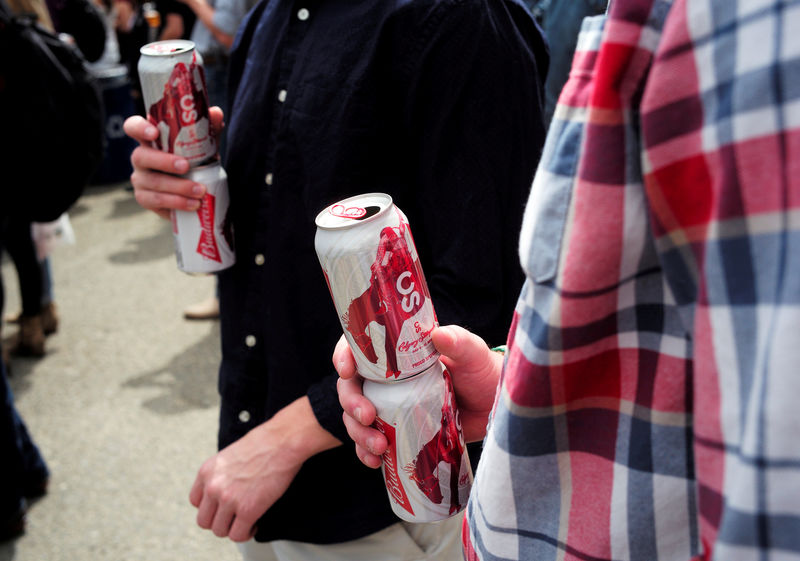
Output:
[218, 0, 548, 544]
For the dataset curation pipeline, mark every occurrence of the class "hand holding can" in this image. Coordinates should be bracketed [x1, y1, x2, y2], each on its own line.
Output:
[317, 194, 473, 522]
[137, 40, 235, 274]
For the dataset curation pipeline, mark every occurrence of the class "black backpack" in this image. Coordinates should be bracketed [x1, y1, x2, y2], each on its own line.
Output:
[0, 0, 105, 222]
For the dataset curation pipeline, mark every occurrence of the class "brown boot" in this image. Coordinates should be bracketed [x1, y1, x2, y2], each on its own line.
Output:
[1, 327, 10, 375]
[40, 302, 59, 335]
[11, 316, 46, 357]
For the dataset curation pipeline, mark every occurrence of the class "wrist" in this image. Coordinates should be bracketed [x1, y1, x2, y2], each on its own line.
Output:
[261, 396, 341, 464]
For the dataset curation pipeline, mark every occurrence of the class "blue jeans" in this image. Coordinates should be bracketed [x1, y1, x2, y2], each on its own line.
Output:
[0, 216, 49, 517]
[0, 361, 49, 517]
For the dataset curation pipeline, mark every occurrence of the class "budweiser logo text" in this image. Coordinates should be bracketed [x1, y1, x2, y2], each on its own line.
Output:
[196, 193, 221, 262]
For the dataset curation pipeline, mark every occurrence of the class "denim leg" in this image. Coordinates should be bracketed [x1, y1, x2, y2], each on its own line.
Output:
[41, 257, 53, 306]
[0, 363, 26, 516]
[0, 359, 48, 517]
[4, 217, 43, 317]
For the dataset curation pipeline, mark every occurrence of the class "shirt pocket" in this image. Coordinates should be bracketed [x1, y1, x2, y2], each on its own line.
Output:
[519, 14, 605, 284]
[520, 117, 585, 283]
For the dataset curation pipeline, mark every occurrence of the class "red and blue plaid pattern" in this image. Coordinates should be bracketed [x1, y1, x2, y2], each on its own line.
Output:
[464, 0, 800, 560]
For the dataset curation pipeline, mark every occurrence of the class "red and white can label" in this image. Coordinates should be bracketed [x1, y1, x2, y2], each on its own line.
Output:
[365, 363, 473, 523]
[342, 214, 437, 379]
[373, 417, 415, 517]
[147, 60, 215, 164]
[172, 162, 235, 274]
[315, 194, 439, 382]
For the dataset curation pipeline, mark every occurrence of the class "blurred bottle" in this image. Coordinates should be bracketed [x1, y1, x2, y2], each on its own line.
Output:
[142, 2, 160, 43]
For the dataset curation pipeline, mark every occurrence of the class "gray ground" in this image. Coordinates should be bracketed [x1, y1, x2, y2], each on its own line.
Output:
[1, 183, 239, 561]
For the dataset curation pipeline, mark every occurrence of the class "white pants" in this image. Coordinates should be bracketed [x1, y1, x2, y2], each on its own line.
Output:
[237, 513, 464, 561]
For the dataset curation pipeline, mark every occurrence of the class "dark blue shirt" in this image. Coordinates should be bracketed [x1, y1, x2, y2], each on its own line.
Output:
[218, 0, 548, 544]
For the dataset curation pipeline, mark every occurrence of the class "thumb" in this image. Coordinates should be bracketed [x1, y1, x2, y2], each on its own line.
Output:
[432, 325, 490, 368]
[209, 106, 225, 137]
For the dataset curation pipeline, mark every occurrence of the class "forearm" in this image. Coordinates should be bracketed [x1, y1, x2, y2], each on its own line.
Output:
[258, 395, 341, 463]
[182, 0, 234, 49]
[158, 13, 184, 40]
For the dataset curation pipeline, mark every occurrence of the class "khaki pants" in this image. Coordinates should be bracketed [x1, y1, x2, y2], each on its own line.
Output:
[237, 514, 464, 561]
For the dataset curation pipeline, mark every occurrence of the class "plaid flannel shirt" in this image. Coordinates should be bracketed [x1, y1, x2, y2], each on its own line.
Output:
[464, 0, 800, 560]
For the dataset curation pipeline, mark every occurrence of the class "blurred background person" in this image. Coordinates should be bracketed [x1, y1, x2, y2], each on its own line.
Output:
[0, 0, 60, 540]
[178, 0, 252, 322]
[156, 0, 195, 41]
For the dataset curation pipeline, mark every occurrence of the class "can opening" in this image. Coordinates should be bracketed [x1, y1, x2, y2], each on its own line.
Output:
[356, 206, 381, 220]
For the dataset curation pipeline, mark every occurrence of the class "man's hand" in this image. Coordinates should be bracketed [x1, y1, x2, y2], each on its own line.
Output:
[122, 107, 224, 220]
[334, 325, 502, 469]
[188, 396, 340, 542]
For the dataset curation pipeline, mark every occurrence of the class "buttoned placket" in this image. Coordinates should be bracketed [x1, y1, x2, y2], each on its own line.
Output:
[255, 4, 312, 280]
[262, 5, 311, 192]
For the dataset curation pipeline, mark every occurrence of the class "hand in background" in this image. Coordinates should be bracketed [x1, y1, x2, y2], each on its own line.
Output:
[122, 106, 224, 219]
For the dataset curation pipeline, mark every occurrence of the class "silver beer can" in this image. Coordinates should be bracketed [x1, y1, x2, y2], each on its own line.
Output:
[363, 360, 473, 522]
[171, 161, 235, 274]
[314, 193, 439, 382]
[138, 40, 217, 166]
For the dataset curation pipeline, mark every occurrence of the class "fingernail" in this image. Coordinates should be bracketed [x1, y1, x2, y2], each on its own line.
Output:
[174, 159, 189, 173]
[366, 436, 377, 454]
[192, 183, 205, 196]
[354, 407, 362, 424]
[145, 125, 158, 137]
[187, 199, 200, 210]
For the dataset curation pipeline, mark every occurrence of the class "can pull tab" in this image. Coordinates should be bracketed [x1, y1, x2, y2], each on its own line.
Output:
[330, 205, 380, 220]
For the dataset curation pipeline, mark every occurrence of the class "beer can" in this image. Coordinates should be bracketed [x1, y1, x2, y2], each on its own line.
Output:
[363, 360, 473, 523]
[138, 40, 217, 166]
[171, 161, 235, 274]
[314, 193, 439, 382]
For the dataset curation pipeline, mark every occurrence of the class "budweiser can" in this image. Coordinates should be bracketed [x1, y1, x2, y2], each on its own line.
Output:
[171, 161, 235, 274]
[138, 40, 217, 166]
[363, 360, 473, 522]
[314, 193, 439, 382]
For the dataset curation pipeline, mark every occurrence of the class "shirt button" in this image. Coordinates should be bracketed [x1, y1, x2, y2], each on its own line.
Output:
[245, 335, 256, 347]
[265, 172, 273, 185]
[238, 410, 251, 423]
[278, 89, 287, 103]
[297, 8, 309, 20]
[255, 254, 265, 266]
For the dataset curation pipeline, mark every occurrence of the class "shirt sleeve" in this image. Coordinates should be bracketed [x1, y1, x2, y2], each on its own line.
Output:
[395, 0, 549, 348]
[211, 0, 248, 37]
[306, 374, 349, 444]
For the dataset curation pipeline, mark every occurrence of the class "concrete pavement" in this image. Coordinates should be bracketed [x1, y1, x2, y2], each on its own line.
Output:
[1, 183, 240, 561]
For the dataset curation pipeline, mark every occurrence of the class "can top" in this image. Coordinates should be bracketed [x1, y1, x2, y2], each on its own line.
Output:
[315, 193, 393, 230]
[140, 40, 196, 57]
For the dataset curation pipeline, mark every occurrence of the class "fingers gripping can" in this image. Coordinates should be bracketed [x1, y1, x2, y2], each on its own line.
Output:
[138, 40, 217, 166]
[172, 161, 235, 273]
[363, 361, 473, 522]
[314, 193, 439, 382]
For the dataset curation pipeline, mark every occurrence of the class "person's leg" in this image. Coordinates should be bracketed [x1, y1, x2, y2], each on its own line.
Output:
[183, 276, 220, 320]
[39, 257, 58, 335]
[0, 363, 30, 540]
[5, 218, 42, 318]
[4, 218, 45, 356]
